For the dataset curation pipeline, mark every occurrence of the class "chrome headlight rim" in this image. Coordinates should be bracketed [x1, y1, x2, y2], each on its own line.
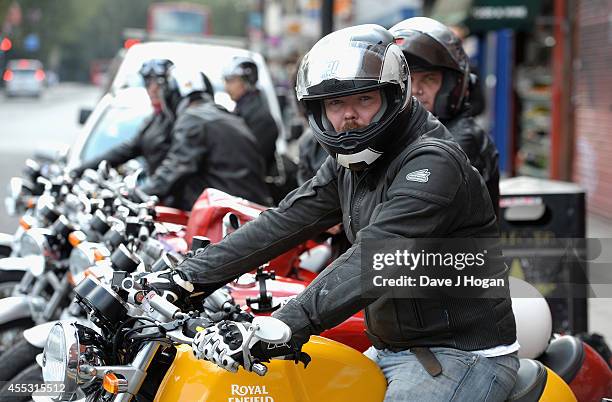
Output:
[69, 243, 96, 277]
[42, 321, 80, 398]
[19, 229, 50, 259]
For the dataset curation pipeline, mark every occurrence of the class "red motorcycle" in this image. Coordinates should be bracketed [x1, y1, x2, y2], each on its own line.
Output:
[155, 188, 326, 280]
[539, 335, 612, 402]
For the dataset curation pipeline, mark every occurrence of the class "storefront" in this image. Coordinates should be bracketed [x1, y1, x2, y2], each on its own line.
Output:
[429, 0, 573, 180]
[571, 0, 612, 218]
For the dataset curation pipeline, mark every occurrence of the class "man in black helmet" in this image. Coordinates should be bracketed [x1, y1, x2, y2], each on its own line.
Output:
[74, 59, 176, 178]
[137, 66, 270, 209]
[143, 25, 518, 401]
[390, 17, 500, 216]
[223, 56, 279, 172]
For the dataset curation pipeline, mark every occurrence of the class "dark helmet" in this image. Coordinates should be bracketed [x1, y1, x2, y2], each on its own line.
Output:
[390, 17, 469, 120]
[222, 56, 258, 86]
[295, 24, 410, 170]
[161, 66, 215, 116]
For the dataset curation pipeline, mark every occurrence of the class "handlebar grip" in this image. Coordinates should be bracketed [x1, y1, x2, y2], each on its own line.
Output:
[147, 292, 180, 319]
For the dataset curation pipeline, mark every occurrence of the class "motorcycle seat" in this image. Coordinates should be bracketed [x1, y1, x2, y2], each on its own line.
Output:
[537, 335, 584, 383]
[506, 359, 547, 402]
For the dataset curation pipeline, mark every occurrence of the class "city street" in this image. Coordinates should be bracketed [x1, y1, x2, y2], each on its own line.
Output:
[0, 83, 610, 344]
[0, 83, 100, 233]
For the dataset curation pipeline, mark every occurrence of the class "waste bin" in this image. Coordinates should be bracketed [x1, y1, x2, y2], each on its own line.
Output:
[499, 176, 587, 333]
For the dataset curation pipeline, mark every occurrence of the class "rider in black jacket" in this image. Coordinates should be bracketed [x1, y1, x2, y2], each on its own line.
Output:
[139, 67, 271, 210]
[75, 59, 176, 177]
[391, 17, 500, 216]
[146, 25, 518, 401]
[223, 56, 279, 172]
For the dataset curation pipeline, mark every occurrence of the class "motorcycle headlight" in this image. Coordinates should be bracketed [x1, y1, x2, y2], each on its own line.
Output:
[69, 243, 109, 285]
[42, 322, 79, 399]
[19, 229, 50, 257]
[69, 245, 96, 277]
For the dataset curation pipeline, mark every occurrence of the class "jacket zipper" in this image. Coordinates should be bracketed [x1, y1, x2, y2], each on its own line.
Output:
[348, 172, 368, 235]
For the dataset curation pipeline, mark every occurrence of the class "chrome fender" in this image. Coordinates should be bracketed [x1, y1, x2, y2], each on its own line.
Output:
[0, 232, 13, 248]
[24, 321, 62, 348]
[0, 257, 30, 272]
[0, 296, 32, 325]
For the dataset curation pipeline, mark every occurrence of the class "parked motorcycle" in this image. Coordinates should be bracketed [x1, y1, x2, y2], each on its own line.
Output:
[34, 275, 577, 402]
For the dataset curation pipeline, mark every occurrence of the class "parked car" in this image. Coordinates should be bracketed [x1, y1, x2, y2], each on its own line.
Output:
[68, 87, 151, 168]
[108, 41, 286, 146]
[3, 59, 45, 98]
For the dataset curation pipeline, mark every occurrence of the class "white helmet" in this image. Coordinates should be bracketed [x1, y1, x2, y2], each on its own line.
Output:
[509, 277, 553, 358]
[161, 66, 214, 116]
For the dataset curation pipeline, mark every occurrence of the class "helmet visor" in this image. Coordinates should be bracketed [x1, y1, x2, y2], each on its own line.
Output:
[296, 27, 407, 100]
[139, 59, 172, 78]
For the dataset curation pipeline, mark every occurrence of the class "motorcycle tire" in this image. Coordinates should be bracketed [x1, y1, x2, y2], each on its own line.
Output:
[0, 270, 25, 298]
[0, 318, 35, 356]
[0, 337, 40, 381]
[0, 363, 41, 402]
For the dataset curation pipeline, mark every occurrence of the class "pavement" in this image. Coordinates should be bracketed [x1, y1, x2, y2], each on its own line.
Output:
[586, 213, 612, 342]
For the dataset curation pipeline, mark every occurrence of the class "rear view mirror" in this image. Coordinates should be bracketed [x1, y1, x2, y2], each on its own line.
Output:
[78, 108, 93, 125]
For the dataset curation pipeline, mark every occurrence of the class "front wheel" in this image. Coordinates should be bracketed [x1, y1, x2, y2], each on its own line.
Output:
[0, 337, 40, 380]
[0, 363, 42, 402]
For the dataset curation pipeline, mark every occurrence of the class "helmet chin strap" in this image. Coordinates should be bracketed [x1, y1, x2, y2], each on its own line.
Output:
[337, 148, 383, 169]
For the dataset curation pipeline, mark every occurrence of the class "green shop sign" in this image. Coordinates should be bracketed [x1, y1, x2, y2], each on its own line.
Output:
[432, 0, 541, 32]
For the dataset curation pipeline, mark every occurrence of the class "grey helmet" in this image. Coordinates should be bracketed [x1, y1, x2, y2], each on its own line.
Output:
[390, 17, 469, 120]
[295, 24, 411, 170]
[222, 56, 258, 86]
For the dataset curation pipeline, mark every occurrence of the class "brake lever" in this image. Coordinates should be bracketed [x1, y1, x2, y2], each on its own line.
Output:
[241, 323, 268, 376]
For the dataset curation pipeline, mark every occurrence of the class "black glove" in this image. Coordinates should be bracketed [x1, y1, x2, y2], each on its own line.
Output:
[141, 269, 194, 303]
[192, 319, 309, 375]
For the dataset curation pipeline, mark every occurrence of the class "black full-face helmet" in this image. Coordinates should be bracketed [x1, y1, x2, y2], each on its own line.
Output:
[295, 24, 411, 170]
[390, 17, 469, 120]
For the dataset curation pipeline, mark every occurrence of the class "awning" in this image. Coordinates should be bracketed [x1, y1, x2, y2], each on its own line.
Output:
[431, 0, 542, 32]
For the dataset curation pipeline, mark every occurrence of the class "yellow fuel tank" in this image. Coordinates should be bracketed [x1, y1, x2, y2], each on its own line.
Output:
[539, 367, 577, 402]
[154, 336, 386, 402]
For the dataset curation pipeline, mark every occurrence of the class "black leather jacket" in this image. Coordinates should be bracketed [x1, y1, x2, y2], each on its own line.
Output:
[297, 127, 328, 186]
[78, 112, 174, 176]
[234, 89, 279, 170]
[442, 110, 500, 216]
[179, 100, 515, 351]
[140, 99, 271, 210]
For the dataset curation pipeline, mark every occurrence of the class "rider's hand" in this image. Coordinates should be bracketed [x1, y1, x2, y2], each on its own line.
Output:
[141, 268, 194, 303]
[191, 320, 302, 373]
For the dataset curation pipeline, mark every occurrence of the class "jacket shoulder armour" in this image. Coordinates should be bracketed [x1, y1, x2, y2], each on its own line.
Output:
[389, 138, 467, 207]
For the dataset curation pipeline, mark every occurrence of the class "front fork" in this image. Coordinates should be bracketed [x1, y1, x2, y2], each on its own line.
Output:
[13, 269, 71, 324]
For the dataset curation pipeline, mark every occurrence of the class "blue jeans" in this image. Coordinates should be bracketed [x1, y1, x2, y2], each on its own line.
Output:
[364, 346, 519, 402]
